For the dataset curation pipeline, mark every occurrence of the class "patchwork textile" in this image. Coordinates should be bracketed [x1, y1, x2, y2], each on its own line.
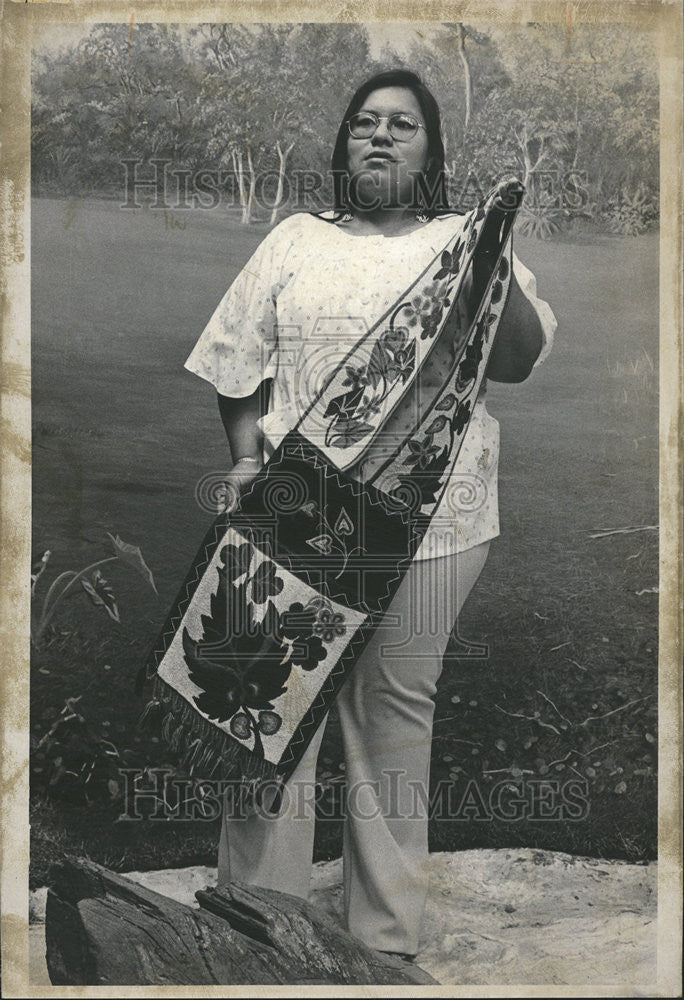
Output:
[139, 187, 520, 801]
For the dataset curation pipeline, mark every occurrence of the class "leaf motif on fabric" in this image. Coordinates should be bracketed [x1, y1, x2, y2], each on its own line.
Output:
[323, 386, 364, 420]
[435, 393, 457, 411]
[250, 560, 284, 604]
[181, 547, 292, 736]
[223, 541, 252, 584]
[306, 533, 333, 555]
[395, 444, 450, 508]
[182, 627, 243, 723]
[328, 420, 375, 448]
[490, 280, 503, 304]
[434, 250, 452, 280]
[424, 415, 448, 435]
[380, 325, 409, 355]
[334, 507, 354, 536]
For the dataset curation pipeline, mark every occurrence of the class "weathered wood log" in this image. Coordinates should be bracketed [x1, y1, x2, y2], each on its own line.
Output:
[196, 883, 436, 985]
[45, 859, 286, 986]
[45, 858, 437, 986]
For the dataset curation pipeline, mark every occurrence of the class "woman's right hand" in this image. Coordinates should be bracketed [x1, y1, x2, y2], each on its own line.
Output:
[222, 457, 263, 513]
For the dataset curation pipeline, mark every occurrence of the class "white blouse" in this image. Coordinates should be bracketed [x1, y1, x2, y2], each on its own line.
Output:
[185, 212, 557, 560]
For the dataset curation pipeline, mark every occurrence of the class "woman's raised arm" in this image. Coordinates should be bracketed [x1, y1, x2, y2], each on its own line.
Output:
[483, 274, 545, 383]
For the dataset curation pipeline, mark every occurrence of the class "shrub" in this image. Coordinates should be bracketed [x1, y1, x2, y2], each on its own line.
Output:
[516, 203, 563, 239]
[604, 184, 658, 236]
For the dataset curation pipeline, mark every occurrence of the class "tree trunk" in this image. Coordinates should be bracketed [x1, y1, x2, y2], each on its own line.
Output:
[270, 140, 294, 225]
[232, 148, 246, 218]
[244, 147, 256, 223]
[456, 23, 472, 133]
[45, 858, 437, 986]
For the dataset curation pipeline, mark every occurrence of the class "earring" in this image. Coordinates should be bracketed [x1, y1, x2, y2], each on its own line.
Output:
[416, 209, 430, 223]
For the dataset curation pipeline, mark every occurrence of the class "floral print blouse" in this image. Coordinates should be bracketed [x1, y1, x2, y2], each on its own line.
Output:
[185, 212, 557, 560]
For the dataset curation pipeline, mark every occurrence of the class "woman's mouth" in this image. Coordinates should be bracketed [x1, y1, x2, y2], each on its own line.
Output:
[364, 151, 397, 163]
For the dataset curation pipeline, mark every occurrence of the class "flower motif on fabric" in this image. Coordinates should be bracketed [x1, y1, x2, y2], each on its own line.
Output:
[280, 600, 317, 641]
[433, 238, 465, 281]
[281, 595, 346, 669]
[390, 245, 506, 516]
[404, 436, 442, 471]
[453, 399, 472, 435]
[341, 365, 371, 391]
[313, 608, 346, 642]
[394, 440, 451, 509]
[457, 339, 484, 387]
[323, 325, 418, 450]
[403, 280, 450, 341]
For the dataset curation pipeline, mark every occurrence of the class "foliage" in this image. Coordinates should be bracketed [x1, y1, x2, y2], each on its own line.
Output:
[31, 697, 130, 804]
[31, 533, 157, 648]
[604, 184, 658, 236]
[516, 203, 564, 240]
[31, 22, 658, 231]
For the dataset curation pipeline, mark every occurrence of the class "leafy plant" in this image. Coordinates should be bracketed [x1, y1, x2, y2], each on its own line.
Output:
[31, 533, 157, 648]
[31, 697, 130, 804]
[516, 203, 563, 240]
[604, 184, 658, 236]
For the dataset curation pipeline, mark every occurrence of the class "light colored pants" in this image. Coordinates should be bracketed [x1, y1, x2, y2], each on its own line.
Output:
[218, 541, 490, 955]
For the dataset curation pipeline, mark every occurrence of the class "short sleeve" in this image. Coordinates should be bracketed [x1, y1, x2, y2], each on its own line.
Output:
[512, 253, 557, 369]
[184, 216, 299, 397]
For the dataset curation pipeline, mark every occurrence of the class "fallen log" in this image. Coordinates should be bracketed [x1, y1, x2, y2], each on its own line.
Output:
[196, 882, 435, 984]
[46, 858, 437, 986]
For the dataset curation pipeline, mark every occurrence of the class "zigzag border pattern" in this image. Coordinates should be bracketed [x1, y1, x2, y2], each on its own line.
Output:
[142, 433, 427, 782]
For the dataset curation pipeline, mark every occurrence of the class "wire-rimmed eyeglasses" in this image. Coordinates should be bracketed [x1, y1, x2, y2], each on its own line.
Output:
[347, 111, 426, 142]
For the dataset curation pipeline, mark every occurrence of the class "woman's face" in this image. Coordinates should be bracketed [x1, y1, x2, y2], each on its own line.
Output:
[345, 86, 429, 211]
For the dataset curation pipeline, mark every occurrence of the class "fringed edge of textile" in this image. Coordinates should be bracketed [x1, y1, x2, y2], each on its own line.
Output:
[138, 675, 283, 810]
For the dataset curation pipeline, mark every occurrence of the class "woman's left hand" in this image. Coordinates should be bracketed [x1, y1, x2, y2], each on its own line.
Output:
[222, 457, 263, 513]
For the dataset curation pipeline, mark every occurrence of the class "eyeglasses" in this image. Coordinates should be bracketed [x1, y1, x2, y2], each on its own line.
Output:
[347, 111, 426, 142]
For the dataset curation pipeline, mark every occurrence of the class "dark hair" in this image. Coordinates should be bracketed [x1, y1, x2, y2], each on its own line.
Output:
[330, 69, 450, 216]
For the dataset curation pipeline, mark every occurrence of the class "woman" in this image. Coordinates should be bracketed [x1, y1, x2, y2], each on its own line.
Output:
[183, 70, 556, 959]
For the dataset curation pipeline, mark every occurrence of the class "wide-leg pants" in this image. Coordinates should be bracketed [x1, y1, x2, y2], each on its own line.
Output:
[218, 540, 490, 955]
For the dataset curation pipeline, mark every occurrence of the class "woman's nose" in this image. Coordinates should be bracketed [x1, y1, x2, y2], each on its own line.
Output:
[371, 119, 393, 143]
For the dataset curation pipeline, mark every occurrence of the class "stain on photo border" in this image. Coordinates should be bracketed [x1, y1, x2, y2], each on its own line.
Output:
[0, 0, 681, 996]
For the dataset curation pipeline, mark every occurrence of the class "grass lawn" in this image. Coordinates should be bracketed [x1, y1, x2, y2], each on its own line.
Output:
[30, 197, 658, 887]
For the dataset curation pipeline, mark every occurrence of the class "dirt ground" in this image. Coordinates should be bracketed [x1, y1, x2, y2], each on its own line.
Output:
[30, 848, 656, 987]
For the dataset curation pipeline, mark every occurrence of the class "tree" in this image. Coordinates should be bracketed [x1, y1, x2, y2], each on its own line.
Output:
[31, 20, 658, 231]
